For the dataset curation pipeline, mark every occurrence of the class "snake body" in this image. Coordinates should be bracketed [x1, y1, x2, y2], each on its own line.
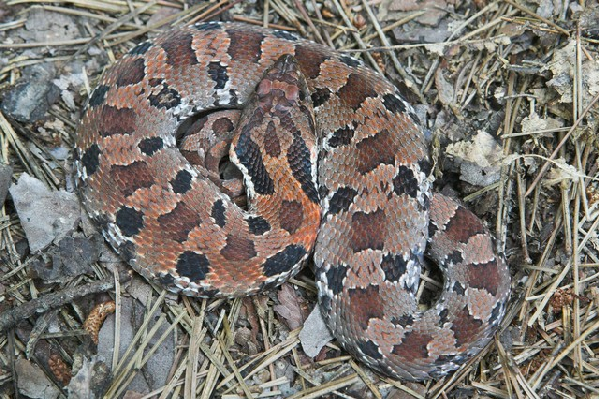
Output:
[75, 22, 511, 380]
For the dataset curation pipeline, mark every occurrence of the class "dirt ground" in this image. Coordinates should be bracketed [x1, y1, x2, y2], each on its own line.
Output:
[0, 1, 598, 398]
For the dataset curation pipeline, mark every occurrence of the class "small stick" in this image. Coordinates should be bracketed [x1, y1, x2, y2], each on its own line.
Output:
[0, 275, 129, 333]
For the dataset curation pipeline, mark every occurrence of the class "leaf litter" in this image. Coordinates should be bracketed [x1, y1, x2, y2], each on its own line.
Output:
[0, 0, 598, 398]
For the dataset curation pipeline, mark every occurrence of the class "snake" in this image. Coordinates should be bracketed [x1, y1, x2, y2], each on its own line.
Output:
[74, 21, 511, 381]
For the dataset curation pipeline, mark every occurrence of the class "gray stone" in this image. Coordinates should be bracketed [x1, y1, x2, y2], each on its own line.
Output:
[98, 297, 175, 392]
[9, 173, 80, 252]
[21, 7, 79, 43]
[299, 307, 334, 357]
[15, 358, 60, 399]
[0, 63, 59, 122]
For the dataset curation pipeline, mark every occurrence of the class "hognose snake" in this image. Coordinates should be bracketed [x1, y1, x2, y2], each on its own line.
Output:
[75, 22, 511, 380]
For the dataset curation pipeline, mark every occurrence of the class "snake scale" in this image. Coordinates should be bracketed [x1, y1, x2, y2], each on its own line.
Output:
[75, 21, 511, 381]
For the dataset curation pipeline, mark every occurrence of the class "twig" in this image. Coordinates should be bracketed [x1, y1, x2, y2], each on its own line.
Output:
[0, 275, 129, 333]
[502, 0, 570, 36]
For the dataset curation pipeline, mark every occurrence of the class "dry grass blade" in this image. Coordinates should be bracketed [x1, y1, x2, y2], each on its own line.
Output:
[286, 373, 361, 399]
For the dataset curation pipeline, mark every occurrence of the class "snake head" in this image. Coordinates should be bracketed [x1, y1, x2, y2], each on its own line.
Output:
[255, 54, 310, 108]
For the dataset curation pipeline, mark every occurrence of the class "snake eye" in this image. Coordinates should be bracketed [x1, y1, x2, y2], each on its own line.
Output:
[298, 88, 306, 102]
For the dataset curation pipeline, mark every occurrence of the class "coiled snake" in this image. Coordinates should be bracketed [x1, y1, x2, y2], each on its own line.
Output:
[75, 22, 511, 380]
